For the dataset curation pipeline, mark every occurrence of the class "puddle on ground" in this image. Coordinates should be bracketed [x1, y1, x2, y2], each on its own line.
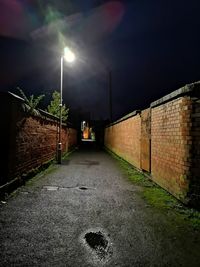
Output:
[85, 231, 108, 250]
[81, 228, 113, 264]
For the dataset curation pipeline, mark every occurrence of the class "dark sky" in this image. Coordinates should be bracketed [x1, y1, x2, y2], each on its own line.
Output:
[0, 0, 200, 121]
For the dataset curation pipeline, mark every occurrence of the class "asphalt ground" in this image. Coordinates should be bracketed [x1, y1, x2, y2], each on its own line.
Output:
[0, 148, 200, 266]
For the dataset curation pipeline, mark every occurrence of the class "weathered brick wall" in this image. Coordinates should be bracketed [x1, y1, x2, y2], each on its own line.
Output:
[105, 82, 200, 206]
[0, 92, 77, 186]
[151, 96, 193, 202]
[10, 116, 70, 179]
[105, 112, 141, 169]
[13, 116, 58, 177]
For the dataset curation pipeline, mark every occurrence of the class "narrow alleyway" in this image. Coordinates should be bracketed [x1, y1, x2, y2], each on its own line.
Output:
[0, 149, 199, 267]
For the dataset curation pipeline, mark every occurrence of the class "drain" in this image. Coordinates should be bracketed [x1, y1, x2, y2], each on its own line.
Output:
[85, 231, 108, 250]
[79, 186, 88, 190]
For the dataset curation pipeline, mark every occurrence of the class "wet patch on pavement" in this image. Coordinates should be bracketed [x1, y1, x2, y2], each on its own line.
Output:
[85, 231, 108, 250]
[80, 228, 113, 264]
[74, 160, 99, 166]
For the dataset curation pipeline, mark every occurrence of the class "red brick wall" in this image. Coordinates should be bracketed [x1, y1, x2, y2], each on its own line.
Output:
[12, 116, 60, 178]
[105, 114, 141, 169]
[151, 96, 193, 201]
[10, 116, 77, 179]
[0, 92, 77, 185]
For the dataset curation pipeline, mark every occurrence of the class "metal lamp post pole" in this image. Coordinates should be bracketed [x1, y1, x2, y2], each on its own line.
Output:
[57, 46, 75, 164]
[58, 56, 63, 164]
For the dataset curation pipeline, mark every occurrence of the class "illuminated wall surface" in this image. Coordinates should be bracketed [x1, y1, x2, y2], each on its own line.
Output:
[105, 81, 200, 207]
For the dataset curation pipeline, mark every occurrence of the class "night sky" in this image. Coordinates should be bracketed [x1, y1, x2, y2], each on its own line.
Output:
[0, 0, 200, 121]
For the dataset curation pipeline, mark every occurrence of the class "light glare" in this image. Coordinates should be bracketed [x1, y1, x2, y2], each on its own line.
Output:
[64, 47, 75, 63]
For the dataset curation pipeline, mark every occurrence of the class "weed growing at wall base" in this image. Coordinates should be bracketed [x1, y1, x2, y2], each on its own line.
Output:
[106, 148, 200, 229]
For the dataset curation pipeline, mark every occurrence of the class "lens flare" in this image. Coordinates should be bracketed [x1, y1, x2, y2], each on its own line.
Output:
[0, 0, 39, 38]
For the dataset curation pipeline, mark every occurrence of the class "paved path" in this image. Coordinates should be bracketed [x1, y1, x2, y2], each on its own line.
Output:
[0, 149, 200, 266]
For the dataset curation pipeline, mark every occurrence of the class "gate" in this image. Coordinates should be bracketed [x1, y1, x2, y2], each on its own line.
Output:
[140, 108, 151, 172]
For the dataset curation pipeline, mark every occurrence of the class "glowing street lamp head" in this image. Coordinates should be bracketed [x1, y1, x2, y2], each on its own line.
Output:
[64, 47, 75, 63]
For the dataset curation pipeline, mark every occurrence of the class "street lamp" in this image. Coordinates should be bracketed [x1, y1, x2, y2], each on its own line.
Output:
[58, 46, 75, 164]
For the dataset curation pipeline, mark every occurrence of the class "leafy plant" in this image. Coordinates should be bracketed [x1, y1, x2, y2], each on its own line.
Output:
[47, 91, 69, 122]
[17, 87, 45, 115]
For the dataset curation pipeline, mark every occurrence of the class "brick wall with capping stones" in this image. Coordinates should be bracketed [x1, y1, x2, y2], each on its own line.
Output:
[105, 111, 141, 169]
[105, 81, 200, 207]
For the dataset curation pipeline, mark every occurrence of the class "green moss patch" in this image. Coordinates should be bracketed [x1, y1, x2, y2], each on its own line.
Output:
[25, 163, 57, 186]
[143, 187, 178, 209]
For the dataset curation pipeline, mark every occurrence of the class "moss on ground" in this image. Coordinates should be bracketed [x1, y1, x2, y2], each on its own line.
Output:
[26, 149, 76, 186]
[25, 164, 58, 186]
[107, 149, 200, 229]
[143, 187, 178, 209]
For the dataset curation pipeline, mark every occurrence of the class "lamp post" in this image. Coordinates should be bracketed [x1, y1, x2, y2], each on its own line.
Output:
[58, 47, 75, 164]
